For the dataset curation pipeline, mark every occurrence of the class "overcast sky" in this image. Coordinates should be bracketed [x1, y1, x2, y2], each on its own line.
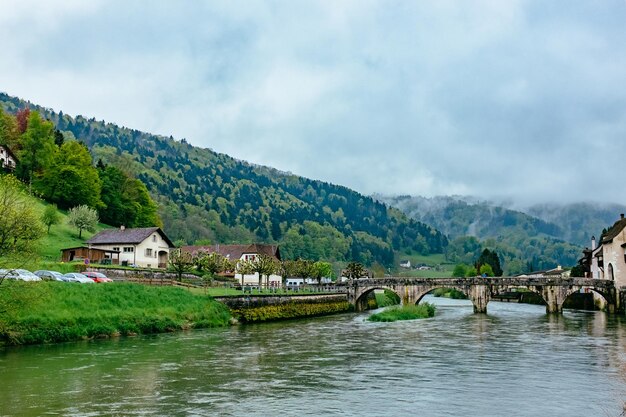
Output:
[2, 1, 625, 204]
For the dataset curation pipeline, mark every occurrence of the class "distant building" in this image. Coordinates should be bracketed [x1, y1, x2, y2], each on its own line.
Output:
[399, 260, 411, 269]
[86, 226, 175, 268]
[516, 265, 570, 278]
[0, 145, 16, 172]
[182, 244, 282, 286]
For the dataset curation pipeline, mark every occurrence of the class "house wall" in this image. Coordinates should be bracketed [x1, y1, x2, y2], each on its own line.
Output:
[0, 146, 16, 170]
[603, 230, 626, 288]
[90, 232, 171, 268]
[235, 272, 282, 286]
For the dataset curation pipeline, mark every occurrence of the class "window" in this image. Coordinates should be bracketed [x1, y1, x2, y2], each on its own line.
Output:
[123, 247, 134, 253]
[152, 235, 157, 242]
[146, 248, 153, 257]
[113, 247, 120, 252]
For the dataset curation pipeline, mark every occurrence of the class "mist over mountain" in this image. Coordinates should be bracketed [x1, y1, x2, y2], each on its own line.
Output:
[375, 194, 624, 272]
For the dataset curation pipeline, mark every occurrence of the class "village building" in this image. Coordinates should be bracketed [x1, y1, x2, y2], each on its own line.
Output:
[182, 244, 282, 286]
[0, 145, 17, 171]
[516, 265, 571, 279]
[583, 214, 626, 287]
[81, 226, 175, 268]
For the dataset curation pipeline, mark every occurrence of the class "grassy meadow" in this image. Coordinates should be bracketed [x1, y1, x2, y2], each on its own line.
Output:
[0, 281, 231, 346]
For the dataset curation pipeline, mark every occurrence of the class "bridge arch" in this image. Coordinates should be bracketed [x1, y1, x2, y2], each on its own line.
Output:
[491, 285, 548, 307]
[560, 287, 613, 312]
[414, 286, 471, 306]
[354, 286, 402, 312]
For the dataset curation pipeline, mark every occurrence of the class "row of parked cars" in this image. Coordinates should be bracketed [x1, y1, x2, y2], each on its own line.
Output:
[0, 269, 113, 283]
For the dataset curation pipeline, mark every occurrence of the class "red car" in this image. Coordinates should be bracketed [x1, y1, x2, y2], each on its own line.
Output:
[83, 271, 113, 283]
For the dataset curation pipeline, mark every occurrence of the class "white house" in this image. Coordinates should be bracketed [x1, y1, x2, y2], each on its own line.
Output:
[589, 214, 626, 287]
[0, 145, 16, 171]
[182, 244, 282, 286]
[87, 226, 175, 268]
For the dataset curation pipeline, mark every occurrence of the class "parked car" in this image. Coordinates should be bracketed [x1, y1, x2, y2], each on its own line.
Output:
[83, 271, 113, 283]
[0, 269, 42, 281]
[34, 270, 66, 282]
[63, 272, 95, 284]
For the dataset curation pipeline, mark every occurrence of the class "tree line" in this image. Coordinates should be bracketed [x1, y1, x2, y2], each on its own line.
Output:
[0, 107, 161, 229]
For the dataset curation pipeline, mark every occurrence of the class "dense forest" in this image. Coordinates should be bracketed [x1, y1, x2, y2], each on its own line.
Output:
[0, 93, 447, 267]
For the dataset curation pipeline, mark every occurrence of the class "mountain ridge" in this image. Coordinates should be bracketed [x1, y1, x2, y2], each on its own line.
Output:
[0, 92, 447, 268]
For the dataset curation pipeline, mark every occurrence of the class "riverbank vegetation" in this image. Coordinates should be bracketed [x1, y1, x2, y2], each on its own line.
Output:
[368, 303, 436, 322]
[0, 281, 231, 346]
[230, 300, 352, 323]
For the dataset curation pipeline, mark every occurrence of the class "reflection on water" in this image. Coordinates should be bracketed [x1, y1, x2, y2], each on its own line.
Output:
[1, 295, 626, 417]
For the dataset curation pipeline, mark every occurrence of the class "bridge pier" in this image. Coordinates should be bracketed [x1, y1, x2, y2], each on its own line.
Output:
[468, 284, 489, 314]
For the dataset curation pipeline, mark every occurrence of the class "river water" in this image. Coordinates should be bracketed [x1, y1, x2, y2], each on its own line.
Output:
[1, 296, 626, 417]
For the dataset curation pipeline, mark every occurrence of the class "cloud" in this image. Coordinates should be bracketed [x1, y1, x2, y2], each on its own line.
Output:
[1, 0, 626, 204]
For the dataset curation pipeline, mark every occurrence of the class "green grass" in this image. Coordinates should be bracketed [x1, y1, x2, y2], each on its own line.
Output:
[6, 194, 108, 269]
[0, 281, 231, 346]
[396, 268, 454, 278]
[368, 303, 436, 322]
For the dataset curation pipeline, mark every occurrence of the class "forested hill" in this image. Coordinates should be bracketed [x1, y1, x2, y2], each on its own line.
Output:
[376, 194, 585, 273]
[0, 93, 447, 267]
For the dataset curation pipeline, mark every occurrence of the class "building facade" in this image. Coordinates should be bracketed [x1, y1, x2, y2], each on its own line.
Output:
[86, 227, 175, 268]
[583, 214, 626, 288]
[0, 145, 16, 171]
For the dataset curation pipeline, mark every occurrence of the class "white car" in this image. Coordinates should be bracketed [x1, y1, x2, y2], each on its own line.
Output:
[0, 269, 42, 281]
[63, 272, 95, 284]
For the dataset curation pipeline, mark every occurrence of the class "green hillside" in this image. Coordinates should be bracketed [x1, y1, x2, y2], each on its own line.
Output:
[0, 177, 105, 270]
[1, 93, 448, 268]
[378, 195, 585, 273]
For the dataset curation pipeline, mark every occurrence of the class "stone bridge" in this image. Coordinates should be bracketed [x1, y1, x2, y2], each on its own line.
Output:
[347, 277, 618, 314]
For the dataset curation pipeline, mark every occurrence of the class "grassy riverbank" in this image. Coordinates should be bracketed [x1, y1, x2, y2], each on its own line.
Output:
[368, 303, 436, 322]
[0, 281, 231, 346]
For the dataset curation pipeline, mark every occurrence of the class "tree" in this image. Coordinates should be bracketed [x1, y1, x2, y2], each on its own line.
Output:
[195, 251, 232, 281]
[67, 205, 98, 238]
[465, 266, 478, 277]
[41, 204, 60, 234]
[452, 264, 468, 278]
[168, 249, 194, 282]
[97, 164, 161, 227]
[0, 175, 44, 271]
[0, 109, 19, 149]
[37, 140, 102, 209]
[479, 264, 494, 277]
[475, 249, 503, 276]
[15, 112, 56, 192]
[311, 261, 333, 284]
[248, 254, 279, 288]
[345, 262, 367, 279]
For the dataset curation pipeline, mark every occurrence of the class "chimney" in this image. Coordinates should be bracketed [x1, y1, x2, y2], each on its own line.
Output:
[621, 213, 624, 220]
[591, 236, 596, 251]
[120, 225, 126, 231]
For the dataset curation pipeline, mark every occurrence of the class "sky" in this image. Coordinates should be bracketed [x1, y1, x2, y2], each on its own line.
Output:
[1, 0, 625, 204]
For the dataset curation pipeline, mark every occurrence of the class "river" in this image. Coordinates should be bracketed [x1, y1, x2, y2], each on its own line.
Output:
[1, 296, 626, 417]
